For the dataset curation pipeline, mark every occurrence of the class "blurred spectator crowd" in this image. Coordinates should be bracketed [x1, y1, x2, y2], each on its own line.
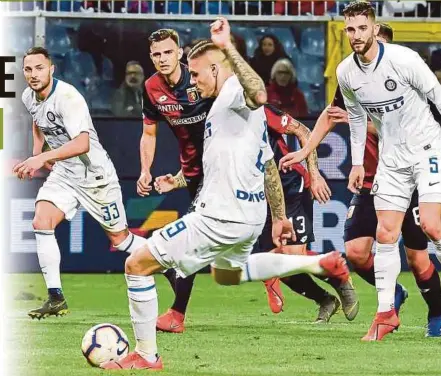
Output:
[5, 0, 441, 17]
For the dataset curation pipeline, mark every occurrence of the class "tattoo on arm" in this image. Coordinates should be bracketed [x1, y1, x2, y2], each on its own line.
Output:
[174, 169, 188, 189]
[224, 44, 266, 109]
[264, 158, 286, 221]
[285, 118, 320, 176]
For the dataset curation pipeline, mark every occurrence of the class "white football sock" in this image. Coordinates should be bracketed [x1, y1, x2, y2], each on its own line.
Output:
[115, 233, 148, 254]
[125, 274, 158, 362]
[432, 239, 441, 265]
[375, 242, 401, 312]
[34, 230, 62, 289]
[240, 253, 325, 282]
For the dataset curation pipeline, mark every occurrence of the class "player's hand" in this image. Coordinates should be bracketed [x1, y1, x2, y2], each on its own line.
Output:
[348, 165, 365, 194]
[137, 171, 153, 197]
[12, 155, 45, 180]
[44, 160, 55, 171]
[327, 106, 348, 123]
[279, 149, 308, 172]
[310, 173, 332, 204]
[210, 17, 232, 50]
[154, 174, 176, 194]
[272, 217, 296, 248]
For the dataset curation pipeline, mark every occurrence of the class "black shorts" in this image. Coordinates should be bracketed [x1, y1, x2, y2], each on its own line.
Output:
[344, 188, 427, 250]
[185, 175, 203, 213]
[255, 190, 315, 253]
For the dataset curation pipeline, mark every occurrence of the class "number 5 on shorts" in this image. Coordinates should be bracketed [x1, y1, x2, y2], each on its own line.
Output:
[430, 157, 439, 173]
[102, 202, 120, 222]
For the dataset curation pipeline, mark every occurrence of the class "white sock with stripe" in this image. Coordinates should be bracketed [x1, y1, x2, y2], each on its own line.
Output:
[115, 233, 149, 254]
[375, 242, 401, 312]
[34, 230, 62, 290]
[125, 274, 158, 362]
[240, 253, 325, 282]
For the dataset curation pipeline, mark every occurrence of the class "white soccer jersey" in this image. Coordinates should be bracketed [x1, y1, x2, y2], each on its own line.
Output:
[337, 43, 441, 168]
[22, 79, 117, 187]
[194, 75, 274, 225]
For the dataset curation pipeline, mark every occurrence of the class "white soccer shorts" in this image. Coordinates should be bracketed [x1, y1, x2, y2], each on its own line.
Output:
[36, 172, 127, 232]
[372, 150, 441, 212]
[147, 212, 264, 278]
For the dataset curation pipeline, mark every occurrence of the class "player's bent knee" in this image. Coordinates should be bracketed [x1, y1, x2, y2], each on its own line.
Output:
[376, 225, 400, 244]
[32, 215, 54, 230]
[125, 248, 164, 276]
[212, 268, 241, 286]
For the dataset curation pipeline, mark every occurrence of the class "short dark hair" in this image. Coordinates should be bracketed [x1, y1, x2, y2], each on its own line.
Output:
[148, 29, 180, 47]
[343, 1, 376, 20]
[187, 39, 220, 60]
[378, 23, 394, 43]
[23, 46, 52, 63]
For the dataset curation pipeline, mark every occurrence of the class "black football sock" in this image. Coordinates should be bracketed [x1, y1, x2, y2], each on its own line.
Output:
[171, 273, 196, 315]
[282, 274, 329, 304]
[162, 269, 177, 293]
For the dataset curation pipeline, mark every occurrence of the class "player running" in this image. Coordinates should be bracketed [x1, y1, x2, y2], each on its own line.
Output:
[155, 104, 359, 327]
[14, 47, 154, 320]
[280, 2, 441, 340]
[101, 18, 349, 370]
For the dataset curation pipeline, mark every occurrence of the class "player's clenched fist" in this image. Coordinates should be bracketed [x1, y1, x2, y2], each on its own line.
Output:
[154, 174, 176, 194]
[137, 171, 153, 197]
[210, 17, 232, 50]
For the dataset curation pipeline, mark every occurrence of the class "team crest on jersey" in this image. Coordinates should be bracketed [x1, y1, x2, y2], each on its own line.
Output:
[186, 87, 200, 103]
[46, 111, 56, 122]
[384, 79, 397, 92]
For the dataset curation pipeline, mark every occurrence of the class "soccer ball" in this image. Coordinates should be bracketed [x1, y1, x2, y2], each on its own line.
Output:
[81, 323, 130, 367]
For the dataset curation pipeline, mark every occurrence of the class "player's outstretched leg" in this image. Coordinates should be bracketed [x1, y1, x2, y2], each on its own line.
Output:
[156, 274, 196, 333]
[281, 274, 340, 323]
[241, 251, 349, 284]
[29, 202, 68, 320]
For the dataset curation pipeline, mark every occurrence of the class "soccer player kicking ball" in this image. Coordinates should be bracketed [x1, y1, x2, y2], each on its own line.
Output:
[281, 2, 441, 341]
[101, 18, 349, 370]
[14, 47, 154, 320]
[155, 104, 360, 325]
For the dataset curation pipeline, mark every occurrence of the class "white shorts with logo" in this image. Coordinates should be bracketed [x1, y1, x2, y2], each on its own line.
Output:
[147, 212, 264, 278]
[36, 172, 127, 232]
[372, 151, 441, 212]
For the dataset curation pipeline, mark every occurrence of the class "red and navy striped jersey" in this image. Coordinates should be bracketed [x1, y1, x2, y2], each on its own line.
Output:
[142, 63, 214, 178]
[264, 104, 310, 195]
[333, 85, 379, 189]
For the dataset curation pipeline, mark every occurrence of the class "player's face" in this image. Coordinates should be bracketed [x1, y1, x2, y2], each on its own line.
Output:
[344, 15, 378, 55]
[23, 54, 53, 93]
[150, 38, 182, 76]
[188, 55, 216, 98]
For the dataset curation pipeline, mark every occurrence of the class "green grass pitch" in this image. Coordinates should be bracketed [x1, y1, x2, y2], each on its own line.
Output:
[6, 273, 441, 376]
